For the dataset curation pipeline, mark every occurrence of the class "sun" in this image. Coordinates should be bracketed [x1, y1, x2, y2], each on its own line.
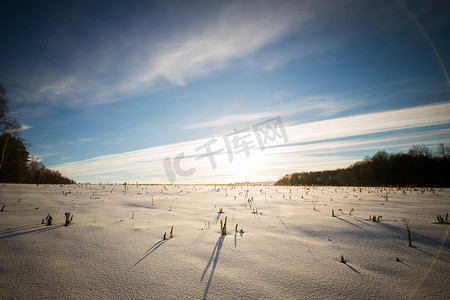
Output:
[223, 151, 268, 182]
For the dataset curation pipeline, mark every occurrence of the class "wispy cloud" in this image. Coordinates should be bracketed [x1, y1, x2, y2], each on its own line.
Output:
[12, 1, 312, 107]
[131, 1, 303, 88]
[6, 124, 33, 133]
[286, 102, 450, 145]
[50, 102, 450, 183]
[33, 152, 58, 160]
[37, 144, 52, 150]
[10, 0, 367, 108]
[184, 95, 352, 130]
[20, 125, 32, 131]
[184, 111, 275, 130]
[78, 138, 95, 143]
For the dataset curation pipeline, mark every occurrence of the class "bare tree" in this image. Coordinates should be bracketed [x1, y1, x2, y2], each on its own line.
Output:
[0, 84, 22, 173]
[436, 143, 450, 159]
[408, 144, 432, 158]
[0, 84, 8, 130]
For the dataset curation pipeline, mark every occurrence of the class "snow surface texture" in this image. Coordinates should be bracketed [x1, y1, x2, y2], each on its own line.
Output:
[0, 184, 449, 299]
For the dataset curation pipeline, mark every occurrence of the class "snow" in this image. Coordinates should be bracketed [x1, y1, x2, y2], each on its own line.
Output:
[1, 184, 449, 299]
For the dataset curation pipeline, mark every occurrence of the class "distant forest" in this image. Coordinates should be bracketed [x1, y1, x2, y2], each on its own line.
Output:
[276, 144, 450, 187]
[0, 84, 75, 184]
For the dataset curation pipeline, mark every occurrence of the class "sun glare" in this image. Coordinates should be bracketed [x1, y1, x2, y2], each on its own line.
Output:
[222, 151, 268, 182]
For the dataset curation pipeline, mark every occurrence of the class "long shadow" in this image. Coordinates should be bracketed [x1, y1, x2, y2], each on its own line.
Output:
[343, 262, 361, 274]
[133, 239, 168, 266]
[212, 213, 223, 225]
[288, 197, 299, 204]
[376, 222, 408, 236]
[201, 235, 225, 300]
[252, 211, 261, 222]
[193, 229, 208, 245]
[234, 231, 245, 248]
[378, 222, 444, 248]
[377, 222, 449, 263]
[126, 203, 153, 209]
[1, 224, 45, 233]
[412, 246, 449, 263]
[264, 199, 288, 230]
[307, 249, 320, 264]
[334, 216, 365, 230]
[281, 195, 297, 205]
[351, 216, 373, 227]
[0, 225, 63, 240]
[396, 259, 412, 268]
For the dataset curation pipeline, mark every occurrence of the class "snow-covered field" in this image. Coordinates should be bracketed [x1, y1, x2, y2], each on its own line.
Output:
[0, 184, 449, 299]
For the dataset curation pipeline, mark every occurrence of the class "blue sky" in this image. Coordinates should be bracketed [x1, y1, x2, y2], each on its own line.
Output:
[1, 0, 450, 183]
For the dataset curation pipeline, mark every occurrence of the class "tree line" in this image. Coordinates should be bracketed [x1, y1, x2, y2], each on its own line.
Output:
[0, 84, 75, 184]
[275, 144, 450, 187]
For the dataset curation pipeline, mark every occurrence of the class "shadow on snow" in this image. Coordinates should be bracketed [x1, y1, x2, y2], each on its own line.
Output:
[0, 224, 63, 239]
[201, 235, 225, 300]
[133, 239, 168, 266]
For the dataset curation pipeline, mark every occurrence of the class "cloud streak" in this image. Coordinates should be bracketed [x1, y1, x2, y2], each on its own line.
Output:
[131, 1, 303, 88]
[287, 102, 450, 145]
[184, 95, 352, 130]
[13, 1, 312, 107]
[50, 102, 450, 183]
